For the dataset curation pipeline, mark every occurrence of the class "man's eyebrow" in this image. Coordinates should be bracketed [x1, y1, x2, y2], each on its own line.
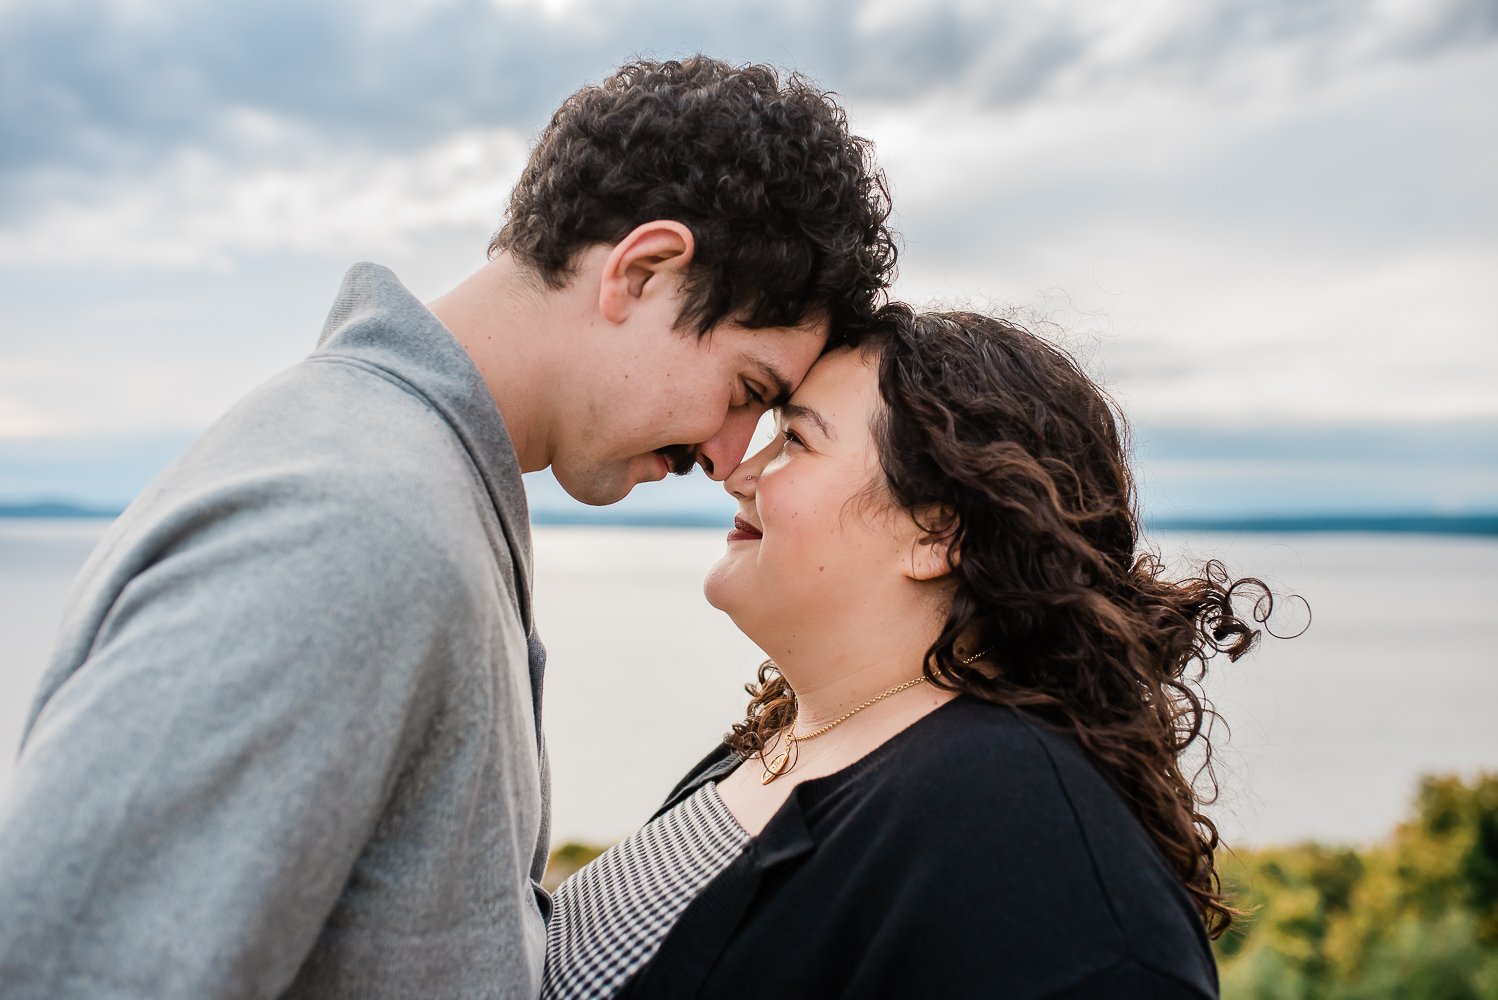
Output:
[779, 402, 834, 439]
[752, 360, 795, 408]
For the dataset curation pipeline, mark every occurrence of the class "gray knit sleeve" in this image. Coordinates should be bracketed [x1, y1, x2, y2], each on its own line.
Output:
[0, 489, 460, 998]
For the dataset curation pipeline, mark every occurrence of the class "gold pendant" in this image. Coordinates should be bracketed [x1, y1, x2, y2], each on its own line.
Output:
[761, 749, 792, 784]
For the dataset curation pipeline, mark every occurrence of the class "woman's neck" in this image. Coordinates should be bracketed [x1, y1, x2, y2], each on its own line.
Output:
[768, 629, 940, 732]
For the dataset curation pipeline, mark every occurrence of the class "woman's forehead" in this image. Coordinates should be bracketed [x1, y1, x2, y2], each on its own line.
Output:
[786, 347, 876, 410]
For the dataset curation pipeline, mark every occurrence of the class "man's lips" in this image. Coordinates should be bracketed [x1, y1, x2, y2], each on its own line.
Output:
[727, 516, 763, 542]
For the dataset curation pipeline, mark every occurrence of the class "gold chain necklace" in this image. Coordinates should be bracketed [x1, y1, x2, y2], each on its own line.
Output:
[759, 645, 995, 785]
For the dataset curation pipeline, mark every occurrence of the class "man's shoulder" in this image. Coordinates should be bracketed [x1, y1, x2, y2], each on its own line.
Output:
[87, 397, 510, 646]
[172, 357, 499, 523]
[231, 354, 470, 468]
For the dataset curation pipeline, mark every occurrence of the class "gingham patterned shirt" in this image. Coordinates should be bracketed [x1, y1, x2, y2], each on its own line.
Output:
[541, 781, 749, 999]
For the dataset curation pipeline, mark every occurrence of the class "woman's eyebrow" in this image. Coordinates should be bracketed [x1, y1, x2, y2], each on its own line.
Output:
[779, 402, 834, 439]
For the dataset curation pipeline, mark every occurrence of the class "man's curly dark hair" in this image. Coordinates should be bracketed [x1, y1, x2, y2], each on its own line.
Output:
[489, 56, 897, 337]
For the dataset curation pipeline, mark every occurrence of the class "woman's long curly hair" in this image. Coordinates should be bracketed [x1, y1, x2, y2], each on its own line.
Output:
[726, 305, 1298, 938]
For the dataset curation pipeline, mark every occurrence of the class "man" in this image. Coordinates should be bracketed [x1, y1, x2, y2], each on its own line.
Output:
[0, 57, 895, 998]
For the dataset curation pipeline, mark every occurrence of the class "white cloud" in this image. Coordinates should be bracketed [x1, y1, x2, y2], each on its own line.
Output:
[0, 126, 530, 269]
[897, 226, 1498, 424]
[0, 390, 60, 440]
[0, 0, 1494, 480]
[850, 37, 1498, 425]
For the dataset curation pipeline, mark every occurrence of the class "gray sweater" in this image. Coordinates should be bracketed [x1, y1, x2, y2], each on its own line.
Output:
[0, 264, 550, 998]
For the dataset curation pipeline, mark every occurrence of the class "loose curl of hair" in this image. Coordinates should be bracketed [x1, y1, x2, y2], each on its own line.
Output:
[490, 56, 897, 337]
[727, 306, 1304, 938]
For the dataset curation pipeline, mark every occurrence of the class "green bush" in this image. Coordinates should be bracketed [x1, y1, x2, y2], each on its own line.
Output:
[1216, 774, 1498, 998]
[543, 841, 606, 891]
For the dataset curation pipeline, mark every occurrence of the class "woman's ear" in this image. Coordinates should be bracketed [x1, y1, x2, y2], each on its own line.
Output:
[904, 510, 959, 582]
[597, 220, 696, 324]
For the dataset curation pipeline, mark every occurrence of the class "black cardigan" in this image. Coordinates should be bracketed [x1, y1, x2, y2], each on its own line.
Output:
[616, 698, 1219, 999]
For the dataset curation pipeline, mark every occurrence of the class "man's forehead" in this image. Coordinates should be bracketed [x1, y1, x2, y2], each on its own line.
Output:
[749, 358, 796, 408]
[749, 320, 829, 398]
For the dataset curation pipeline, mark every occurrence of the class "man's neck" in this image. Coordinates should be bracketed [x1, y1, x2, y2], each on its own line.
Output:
[427, 255, 579, 473]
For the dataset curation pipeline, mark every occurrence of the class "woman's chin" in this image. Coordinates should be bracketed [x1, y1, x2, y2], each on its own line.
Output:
[702, 561, 737, 613]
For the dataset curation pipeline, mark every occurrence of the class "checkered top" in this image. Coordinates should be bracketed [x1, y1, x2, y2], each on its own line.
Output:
[541, 781, 750, 999]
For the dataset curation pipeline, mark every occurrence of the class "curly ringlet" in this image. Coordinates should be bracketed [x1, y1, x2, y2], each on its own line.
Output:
[490, 56, 898, 337]
[728, 305, 1300, 937]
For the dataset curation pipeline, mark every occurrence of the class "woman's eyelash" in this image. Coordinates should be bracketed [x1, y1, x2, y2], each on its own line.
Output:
[781, 428, 804, 447]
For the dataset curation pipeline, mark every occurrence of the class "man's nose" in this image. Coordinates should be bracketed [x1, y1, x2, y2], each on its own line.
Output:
[695, 407, 762, 481]
[726, 436, 777, 500]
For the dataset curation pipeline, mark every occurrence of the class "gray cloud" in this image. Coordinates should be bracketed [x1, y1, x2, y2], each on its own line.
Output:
[1, 0, 572, 175]
[4, 0, 1495, 214]
[895, 56, 1498, 272]
[0, 0, 874, 181]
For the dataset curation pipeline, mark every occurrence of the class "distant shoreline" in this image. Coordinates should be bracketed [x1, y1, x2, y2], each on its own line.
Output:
[0, 502, 122, 520]
[3, 502, 1497, 537]
[1146, 513, 1498, 537]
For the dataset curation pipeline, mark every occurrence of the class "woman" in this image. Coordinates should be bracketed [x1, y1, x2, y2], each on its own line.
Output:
[544, 307, 1279, 998]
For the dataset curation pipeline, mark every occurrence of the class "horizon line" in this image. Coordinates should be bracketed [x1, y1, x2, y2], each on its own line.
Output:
[4, 501, 1497, 538]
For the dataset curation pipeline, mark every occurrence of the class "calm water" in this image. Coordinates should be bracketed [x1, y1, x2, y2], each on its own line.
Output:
[2, 519, 1496, 848]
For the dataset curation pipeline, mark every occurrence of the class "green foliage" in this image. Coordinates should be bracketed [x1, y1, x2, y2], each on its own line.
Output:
[1216, 774, 1498, 998]
[543, 841, 606, 891]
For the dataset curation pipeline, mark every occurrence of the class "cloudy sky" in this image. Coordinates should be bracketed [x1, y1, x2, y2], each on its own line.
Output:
[1, 0, 1495, 518]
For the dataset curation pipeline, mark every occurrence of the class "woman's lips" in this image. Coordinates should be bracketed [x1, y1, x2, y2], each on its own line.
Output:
[727, 516, 763, 542]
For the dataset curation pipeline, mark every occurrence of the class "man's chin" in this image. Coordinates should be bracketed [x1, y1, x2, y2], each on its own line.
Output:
[553, 467, 634, 507]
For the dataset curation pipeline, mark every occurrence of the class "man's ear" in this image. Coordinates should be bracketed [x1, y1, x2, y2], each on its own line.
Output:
[905, 511, 960, 583]
[598, 220, 696, 324]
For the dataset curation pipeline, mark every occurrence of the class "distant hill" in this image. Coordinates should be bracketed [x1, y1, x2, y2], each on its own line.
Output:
[4, 500, 1496, 538]
[531, 508, 726, 528]
[1146, 514, 1498, 536]
[0, 501, 121, 519]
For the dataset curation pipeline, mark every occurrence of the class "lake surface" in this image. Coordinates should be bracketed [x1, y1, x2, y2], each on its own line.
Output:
[2, 519, 1495, 848]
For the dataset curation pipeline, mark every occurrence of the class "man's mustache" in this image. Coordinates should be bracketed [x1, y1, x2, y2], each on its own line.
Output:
[655, 446, 697, 476]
